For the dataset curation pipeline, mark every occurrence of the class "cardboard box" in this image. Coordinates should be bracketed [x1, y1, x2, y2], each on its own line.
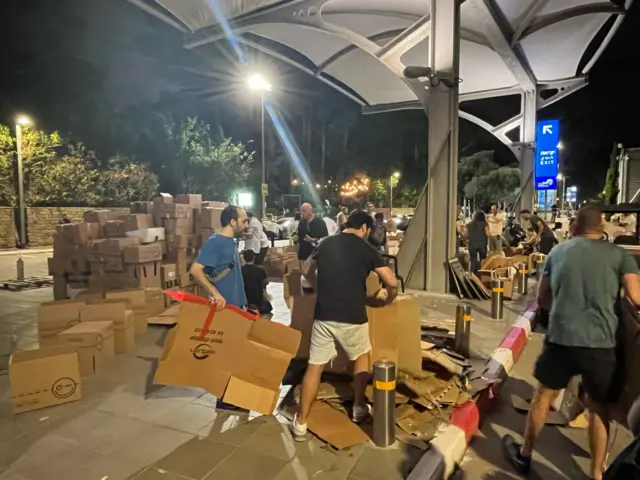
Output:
[104, 220, 126, 238]
[122, 214, 154, 232]
[145, 288, 167, 318]
[493, 267, 516, 299]
[171, 234, 197, 249]
[37, 300, 84, 347]
[161, 264, 178, 288]
[83, 209, 115, 225]
[200, 208, 223, 229]
[80, 302, 135, 354]
[97, 237, 142, 256]
[103, 255, 125, 272]
[154, 300, 301, 414]
[104, 289, 147, 334]
[163, 218, 194, 234]
[123, 244, 163, 264]
[67, 258, 89, 274]
[53, 276, 67, 300]
[59, 321, 115, 376]
[200, 228, 216, 242]
[125, 227, 165, 244]
[126, 262, 161, 290]
[176, 194, 202, 206]
[131, 201, 154, 214]
[153, 193, 173, 206]
[9, 345, 82, 414]
[283, 271, 302, 303]
[178, 272, 192, 287]
[57, 223, 100, 245]
[289, 295, 422, 375]
[48, 258, 70, 276]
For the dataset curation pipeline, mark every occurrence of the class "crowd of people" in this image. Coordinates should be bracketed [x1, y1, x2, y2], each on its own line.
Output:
[188, 201, 399, 434]
[187, 197, 640, 479]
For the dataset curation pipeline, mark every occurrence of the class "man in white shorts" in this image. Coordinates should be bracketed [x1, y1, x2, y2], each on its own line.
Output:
[291, 210, 398, 441]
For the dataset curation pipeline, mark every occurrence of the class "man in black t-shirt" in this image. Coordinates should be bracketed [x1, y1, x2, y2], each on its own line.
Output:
[520, 209, 557, 255]
[241, 250, 272, 314]
[297, 203, 329, 261]
[290, 210, 398, 442]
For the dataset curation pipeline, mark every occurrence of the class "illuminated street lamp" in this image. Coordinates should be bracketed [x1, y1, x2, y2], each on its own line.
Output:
[556, 173, 568, 214]
[390, 171, 401, 217]
[15, 114, 32, 247]
[248, 73, 272, 218]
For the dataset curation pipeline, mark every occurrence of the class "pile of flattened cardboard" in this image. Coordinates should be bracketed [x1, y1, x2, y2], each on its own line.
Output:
[283, 272, 476, 450]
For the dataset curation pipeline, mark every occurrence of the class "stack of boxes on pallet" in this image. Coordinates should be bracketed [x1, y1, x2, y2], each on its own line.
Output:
[47, 194, 225, 301]
[9, 193, 226, 415]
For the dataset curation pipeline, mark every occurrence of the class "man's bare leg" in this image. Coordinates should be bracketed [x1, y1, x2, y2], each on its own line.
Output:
[297, 363, 324, 425]
[503, 385, 559, 474]
[521, 385, 560, 457]
[353, 351, 370, 407]
[586, 397, 609, 480]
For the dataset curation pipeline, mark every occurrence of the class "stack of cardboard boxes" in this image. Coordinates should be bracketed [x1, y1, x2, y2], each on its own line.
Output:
[11, 193, 228, 414]
[263, 246, 298, 278]
[47, 194, 228, 301]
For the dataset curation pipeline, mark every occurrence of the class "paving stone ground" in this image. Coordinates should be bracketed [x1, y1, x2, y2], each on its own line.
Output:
[0, 253, 422, 480]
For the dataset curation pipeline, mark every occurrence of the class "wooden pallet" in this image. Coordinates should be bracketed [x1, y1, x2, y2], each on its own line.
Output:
[0, 276, 54, 292]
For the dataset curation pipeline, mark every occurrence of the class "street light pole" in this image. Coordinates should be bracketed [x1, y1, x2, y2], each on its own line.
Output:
[15, 117, 30, 247]
[261, 90, 266, 219]
[247, 73, 271, 219]
[389, 171, 400, 218]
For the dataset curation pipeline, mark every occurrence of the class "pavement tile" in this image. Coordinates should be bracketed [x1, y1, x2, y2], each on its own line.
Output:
[113, 424, 194, 466]
[151, 403, 217, 434]
[3, 433, 101, 477]
[155, 437, 235, 479]
[191, 393, 217, 408]
[239, 418, 301, 461]
[96, 391, 185, 423]
[54, 410, 149, 453]
[273, 439, 364, 480]
[197, 411, 269, 446]
[151, 386, 206, 402]
[348, 444, 423, 480]
[203, 450, 287, 480]
[63, 451, 151, 480]
[131, 467, 193, 480]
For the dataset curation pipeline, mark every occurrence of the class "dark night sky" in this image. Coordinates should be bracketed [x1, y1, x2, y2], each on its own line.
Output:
[1, 0, 639, 200]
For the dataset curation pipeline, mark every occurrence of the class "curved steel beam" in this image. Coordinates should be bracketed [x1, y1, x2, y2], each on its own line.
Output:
[237, 34, 367, 105]
[582, 0, 634, 74]
[468, 0, 537, 92]
[519, 3, 626, 41]
[316, 26, 488, 75]
[511, 0, 549, 46]
[125, 0, 188, 32]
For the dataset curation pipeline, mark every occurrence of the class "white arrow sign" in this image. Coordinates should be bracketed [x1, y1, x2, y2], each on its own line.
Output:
[542, 124, 553, 135]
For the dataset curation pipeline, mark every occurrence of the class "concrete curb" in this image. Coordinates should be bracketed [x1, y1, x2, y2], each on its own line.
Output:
[408, 300, 539, 480]
[0, 248, 53, 256]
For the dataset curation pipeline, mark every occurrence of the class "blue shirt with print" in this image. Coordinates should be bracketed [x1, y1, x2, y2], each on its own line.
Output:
[196, 234, 247, 308]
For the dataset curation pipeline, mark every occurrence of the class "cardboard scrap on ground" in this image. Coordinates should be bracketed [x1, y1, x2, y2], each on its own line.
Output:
[147, 304, 181, 326]
[306, 401, 369, 449]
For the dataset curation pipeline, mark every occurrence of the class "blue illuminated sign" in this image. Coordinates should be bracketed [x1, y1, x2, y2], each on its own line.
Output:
[535, 119, 560, 191]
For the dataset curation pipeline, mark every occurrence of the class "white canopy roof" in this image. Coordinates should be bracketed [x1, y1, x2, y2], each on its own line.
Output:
[129, 0, 632, 138]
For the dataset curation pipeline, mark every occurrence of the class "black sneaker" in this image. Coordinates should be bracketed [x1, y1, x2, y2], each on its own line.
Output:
[502, 434, 532, 475]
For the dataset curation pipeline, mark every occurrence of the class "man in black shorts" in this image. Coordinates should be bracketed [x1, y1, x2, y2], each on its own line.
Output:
[503, 206, 640, 480]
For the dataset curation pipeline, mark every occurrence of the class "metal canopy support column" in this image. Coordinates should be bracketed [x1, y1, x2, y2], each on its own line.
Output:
[425, 0, 461, 293]
[516, 90, 537, 212]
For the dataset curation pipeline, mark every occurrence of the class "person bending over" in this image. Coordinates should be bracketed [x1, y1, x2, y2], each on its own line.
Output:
[290, 209, 398, 441]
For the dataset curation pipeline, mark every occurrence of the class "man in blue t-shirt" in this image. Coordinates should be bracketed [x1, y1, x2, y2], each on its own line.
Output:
[190, 205, 249, 309]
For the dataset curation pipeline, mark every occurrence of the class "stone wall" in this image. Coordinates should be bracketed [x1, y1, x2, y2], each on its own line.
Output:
[0, 207, 16, 249]
[26, 207, 130, 247]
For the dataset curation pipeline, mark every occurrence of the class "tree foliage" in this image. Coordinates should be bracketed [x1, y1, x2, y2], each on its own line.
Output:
[463, 166, 521, 207]
[0, 125, 158, 207]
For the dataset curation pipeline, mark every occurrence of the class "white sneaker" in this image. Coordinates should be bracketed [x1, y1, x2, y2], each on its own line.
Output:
[291, 414, 308, 442]
[352, 404, 372, 424]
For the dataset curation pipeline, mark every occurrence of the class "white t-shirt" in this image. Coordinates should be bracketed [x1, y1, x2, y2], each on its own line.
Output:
[323, 217, 339, 236]
[487, 212, 504, 236]
[260, 231, 269, 248]
[245, 217, 263, 253]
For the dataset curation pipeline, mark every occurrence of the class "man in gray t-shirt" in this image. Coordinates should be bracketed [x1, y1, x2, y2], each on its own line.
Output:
[503, 206, 640, 480]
